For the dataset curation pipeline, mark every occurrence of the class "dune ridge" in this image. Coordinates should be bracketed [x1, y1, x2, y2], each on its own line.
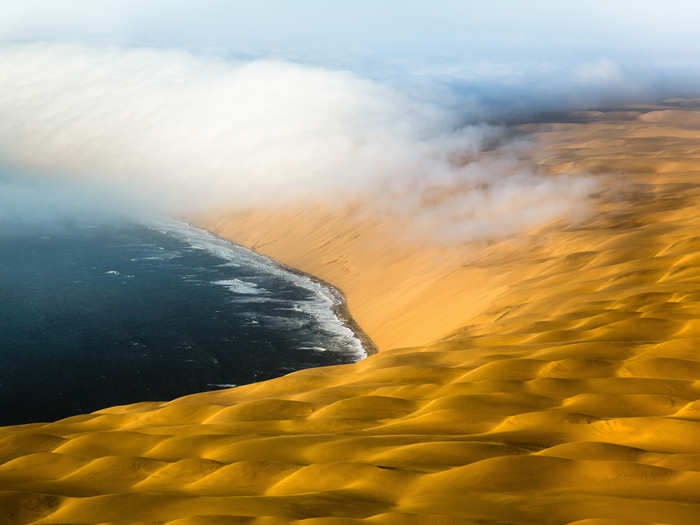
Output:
[2, 103, 700, 523]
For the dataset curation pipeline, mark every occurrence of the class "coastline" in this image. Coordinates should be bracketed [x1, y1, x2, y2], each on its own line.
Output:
[271, 261, 379, 358]
[153, 216, 374, 361]
[194, 205, 504, 351]
[185, 217, 380, 358]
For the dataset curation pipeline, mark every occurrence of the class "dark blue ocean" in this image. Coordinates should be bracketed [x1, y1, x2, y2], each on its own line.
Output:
[0, 214, 365, 425]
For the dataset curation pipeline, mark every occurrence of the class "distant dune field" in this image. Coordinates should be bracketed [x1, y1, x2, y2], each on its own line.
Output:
[3, 103, 700, 524]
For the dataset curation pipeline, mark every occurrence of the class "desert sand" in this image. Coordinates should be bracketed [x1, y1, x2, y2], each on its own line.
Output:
[2, 102, 700, 524]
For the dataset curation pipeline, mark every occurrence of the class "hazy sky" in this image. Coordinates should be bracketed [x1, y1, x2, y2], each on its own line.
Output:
[3, 1, 700, 89]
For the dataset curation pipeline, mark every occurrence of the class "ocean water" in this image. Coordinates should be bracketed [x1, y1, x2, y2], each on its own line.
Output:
[0, 216, 365, 426]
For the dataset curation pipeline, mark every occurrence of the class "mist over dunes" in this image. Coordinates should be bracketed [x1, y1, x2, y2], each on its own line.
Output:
[2, 2, 700, 240]
[3, 2, 700, 240]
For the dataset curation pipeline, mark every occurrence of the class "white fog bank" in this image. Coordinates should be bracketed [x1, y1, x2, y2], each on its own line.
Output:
[0, 43, 594, 241]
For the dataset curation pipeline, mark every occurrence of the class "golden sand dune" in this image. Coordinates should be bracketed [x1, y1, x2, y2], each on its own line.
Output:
[2, 104, 700, 524]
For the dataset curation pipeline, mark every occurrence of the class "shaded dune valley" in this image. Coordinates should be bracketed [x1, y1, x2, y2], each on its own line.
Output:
[4, 104, 700, 524]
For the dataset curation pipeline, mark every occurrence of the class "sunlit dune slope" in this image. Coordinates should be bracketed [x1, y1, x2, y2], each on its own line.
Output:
[3, 103, 700, 524]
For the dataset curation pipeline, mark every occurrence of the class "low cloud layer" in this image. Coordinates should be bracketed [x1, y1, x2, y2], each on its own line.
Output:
[0, 43, 595, 241]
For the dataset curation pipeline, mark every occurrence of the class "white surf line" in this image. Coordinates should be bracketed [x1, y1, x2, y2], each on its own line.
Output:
[144, 216, 368, 360]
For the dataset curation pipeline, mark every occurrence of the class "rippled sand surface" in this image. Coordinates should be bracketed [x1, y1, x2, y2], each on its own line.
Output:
[3, 104, 700, 524]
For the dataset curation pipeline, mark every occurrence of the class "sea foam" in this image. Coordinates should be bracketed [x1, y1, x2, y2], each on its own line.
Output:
[147, 217, 367, 360]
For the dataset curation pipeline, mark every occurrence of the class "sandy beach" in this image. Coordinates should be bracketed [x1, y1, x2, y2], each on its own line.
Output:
[2, 104, 700, 523]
